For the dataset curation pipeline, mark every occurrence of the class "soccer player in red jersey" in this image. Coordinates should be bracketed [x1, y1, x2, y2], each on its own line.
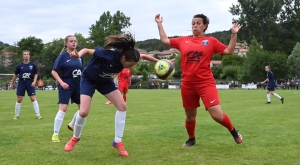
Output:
[105, 68, 131, 104]
[117, 68, 131, 102]
[155, 13, 243, 146]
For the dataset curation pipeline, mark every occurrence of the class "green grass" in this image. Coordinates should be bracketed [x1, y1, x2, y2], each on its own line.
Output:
[0, 89, 299, 165]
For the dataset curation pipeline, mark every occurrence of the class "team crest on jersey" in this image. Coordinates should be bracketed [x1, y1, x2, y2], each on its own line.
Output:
[202, 40, 209, 46]
[29, 65, 33, 70]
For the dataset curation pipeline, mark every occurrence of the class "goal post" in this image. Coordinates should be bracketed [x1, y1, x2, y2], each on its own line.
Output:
[0, 73, 15, 90]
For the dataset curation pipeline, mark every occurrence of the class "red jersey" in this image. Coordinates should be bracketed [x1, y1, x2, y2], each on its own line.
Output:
[170, 36, 227, 82]
[118, 68, 131, 85]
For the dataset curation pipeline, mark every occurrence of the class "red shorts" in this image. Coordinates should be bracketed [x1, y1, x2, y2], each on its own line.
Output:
[181, 81, 220, 110]
[118, 83, 129, 93]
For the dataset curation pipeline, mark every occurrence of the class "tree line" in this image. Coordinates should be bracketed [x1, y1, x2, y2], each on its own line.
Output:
[0, 0, 299, 83]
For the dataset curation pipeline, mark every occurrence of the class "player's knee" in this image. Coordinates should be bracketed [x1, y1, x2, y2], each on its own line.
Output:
[79, 110, 89, 118]
[116, 102, 127, 111]
[186, 115, 196, 122]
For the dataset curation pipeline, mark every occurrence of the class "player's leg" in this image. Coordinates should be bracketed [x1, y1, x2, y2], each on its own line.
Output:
[14, 82, 25, 119]
[52, 103, 68, 142]
[14, 96, 23, 120]
[270, 89, 284, 104]
[203, 86, 242, 144]
[65, 79, 95, 152]
[105, 89, 129, 156]
[67, 87, 81, 131]
[266, 88, 271, 104]
[181, 81, 199, 147]
[67, 104, 79, 131]
[27, 81, 41, 119]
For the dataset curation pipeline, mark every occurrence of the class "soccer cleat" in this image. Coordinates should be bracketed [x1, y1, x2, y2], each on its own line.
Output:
[182, 137, 196, 147]
[281, 98, 284, 104]
[52, 135, 60, 142]
[265, 102, 271, 104]
[36, 115, 42, 119]
[64, 136, 80, 152]
[67, 124, 74, 131]
[13, 116, 19, 120]
[230, 128, 243, 144]
[112, 140, 129, 157]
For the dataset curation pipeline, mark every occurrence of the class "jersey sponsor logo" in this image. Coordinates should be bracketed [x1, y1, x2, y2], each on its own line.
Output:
[99, 72, 117, 78]
[72, 69, 82, 77]
[202, 40, 209, 46]
[187, 51, 203, 62]
[29, 65, 33, 70]
[22, 73, 31, 79]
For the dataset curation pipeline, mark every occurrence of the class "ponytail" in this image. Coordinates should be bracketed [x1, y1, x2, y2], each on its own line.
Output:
[103, 32, 140, 62]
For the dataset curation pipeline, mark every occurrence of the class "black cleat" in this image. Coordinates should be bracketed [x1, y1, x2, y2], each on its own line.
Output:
[281, 98, 284, 104]
[265, 102, 271, 104]
[230, 128, 243, 144]
[182, 137, 196, 147]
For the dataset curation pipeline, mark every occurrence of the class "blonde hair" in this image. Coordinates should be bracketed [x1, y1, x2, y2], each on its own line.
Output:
[22, 50, 30, 55]
[60, 35, 76, 54]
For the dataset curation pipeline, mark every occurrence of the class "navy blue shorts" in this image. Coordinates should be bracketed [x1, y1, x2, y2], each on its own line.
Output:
[80, 78, 117, 97]
[58, 77, 80, 104]
[267, 85, 275, 91]
[16, 79, 36, 96]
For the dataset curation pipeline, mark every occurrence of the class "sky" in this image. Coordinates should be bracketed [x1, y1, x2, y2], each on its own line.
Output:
[0, 0, 238, 45]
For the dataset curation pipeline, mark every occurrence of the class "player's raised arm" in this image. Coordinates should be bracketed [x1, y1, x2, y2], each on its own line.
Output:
[155, 14, 171, 46]
[75, 48, 95, 57]
[223, 23, 242, 55]
[140, 54, 159, 62]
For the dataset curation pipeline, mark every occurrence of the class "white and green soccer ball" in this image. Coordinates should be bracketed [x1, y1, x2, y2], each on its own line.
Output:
[154, 60, 175, 80]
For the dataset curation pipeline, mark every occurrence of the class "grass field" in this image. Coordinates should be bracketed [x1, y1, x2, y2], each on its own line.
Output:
[0, 89, 299, 165]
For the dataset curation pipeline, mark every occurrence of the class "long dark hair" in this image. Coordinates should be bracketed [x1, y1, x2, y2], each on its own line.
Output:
[103, 32, 140, 62]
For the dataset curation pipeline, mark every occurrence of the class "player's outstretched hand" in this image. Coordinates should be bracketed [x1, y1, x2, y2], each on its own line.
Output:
[231, 23, 242, 34]
[155, 14, 163, 23]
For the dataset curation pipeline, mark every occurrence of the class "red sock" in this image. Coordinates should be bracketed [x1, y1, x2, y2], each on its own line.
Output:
[185, 120, 196, 138]
[123, 96, 126, 102]
[219, 113, 234, 131]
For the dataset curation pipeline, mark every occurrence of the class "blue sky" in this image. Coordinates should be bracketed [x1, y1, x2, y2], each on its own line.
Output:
[0, 0, 237, 45]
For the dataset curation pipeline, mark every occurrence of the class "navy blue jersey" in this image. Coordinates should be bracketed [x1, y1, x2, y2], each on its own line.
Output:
[267, 71, 275, 86]
[82, 47, 124, 82]
[53, 52, 83, 78]
[15, 62, 38, 79]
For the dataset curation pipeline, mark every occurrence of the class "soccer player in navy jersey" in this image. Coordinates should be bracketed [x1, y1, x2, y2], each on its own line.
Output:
[260, 65, 284, 104]
[51, 35, 83, 142]
[9, 50, 42, 120]
[64, 32, 160, 157]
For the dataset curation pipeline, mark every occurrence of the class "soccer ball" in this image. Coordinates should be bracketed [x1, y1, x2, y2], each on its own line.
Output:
[154, 60, 175, 80]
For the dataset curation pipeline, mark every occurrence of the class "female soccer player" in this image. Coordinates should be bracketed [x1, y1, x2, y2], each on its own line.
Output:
[105, 68, 132, 104]
[9, 50, 42, 120]
[64, 32, 159, 156]
[51, 35, 83, 142]
[155, 13, 243, 146]
[260, 65, 284, 104]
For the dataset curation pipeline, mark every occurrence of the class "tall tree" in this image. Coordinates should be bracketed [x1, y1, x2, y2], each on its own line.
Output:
[287, 42, 300, 78]
[89, 11, 131, 47]
[229, 0, 282, 49]
[242, 37, 289, 82]
[222, 55, 244, 66]
[229, 0, 300, 54]
[40, 38, 64, 79]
